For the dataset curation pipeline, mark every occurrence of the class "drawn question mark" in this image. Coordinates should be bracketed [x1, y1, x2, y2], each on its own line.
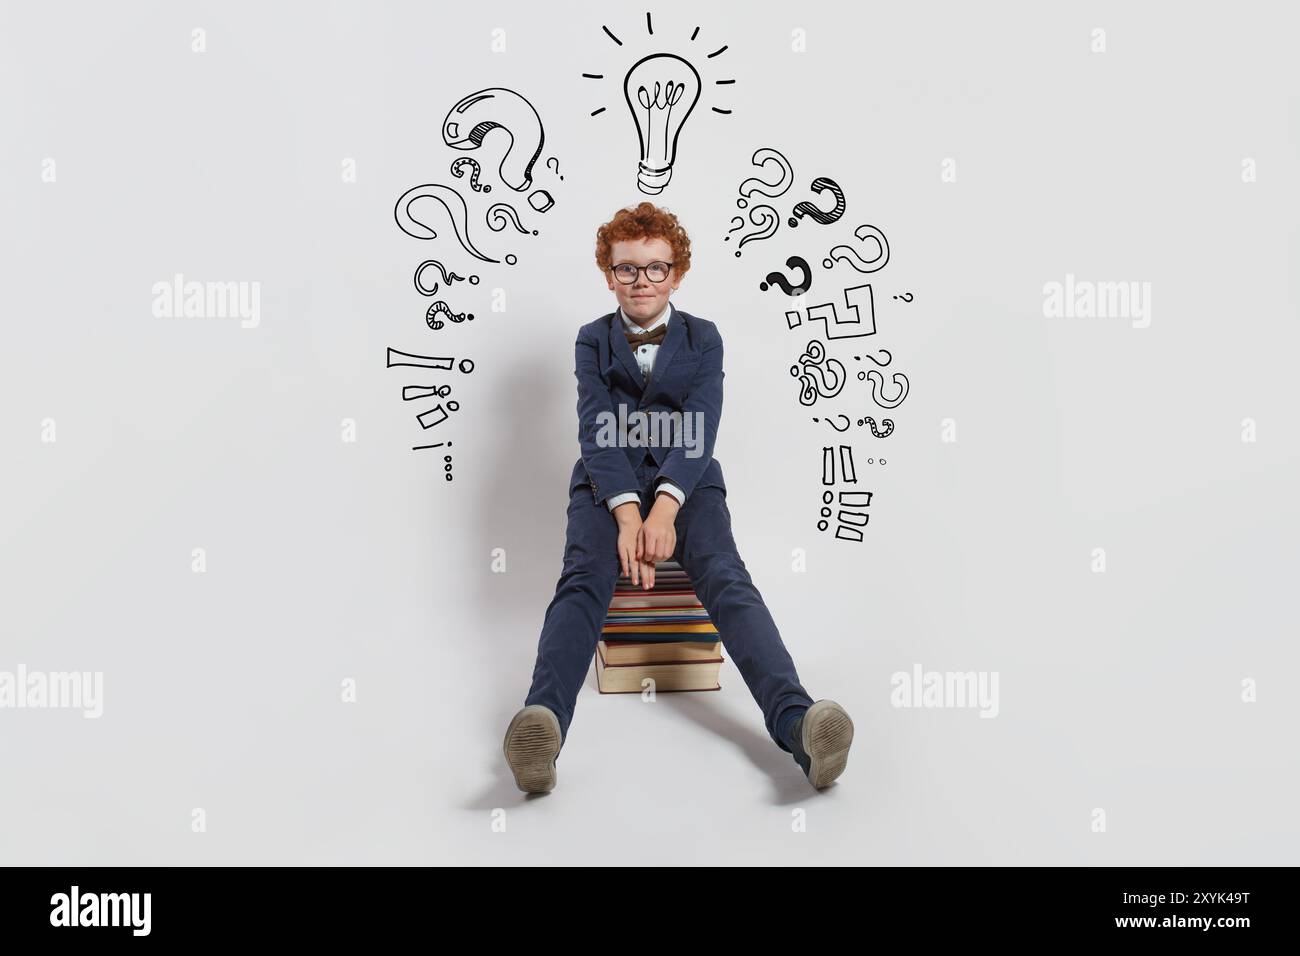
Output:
[395, 183, 500, 263]
[450, 157, 490, 193]
[825, 224, 889, 273]
[789, 176, 846, 228]
[853, 350, 892, 380]
[801, 359, 845, 401]
[812, 415, 851, 432]
[426, 301, 475, 330]
[865, 370, 910, 409]
[414, 259, 481, 296]
[858, 416, 895, 438]
[733, 205, 779, 257]
[442, 87, 544, 191]
[790, 340, 846, 405]
[760, 256, 813, 296]
[486, 202, 537, 235]
[546, 156, 563, 180]
[736, 146, 794, 209]
[893, 292, 914, 302]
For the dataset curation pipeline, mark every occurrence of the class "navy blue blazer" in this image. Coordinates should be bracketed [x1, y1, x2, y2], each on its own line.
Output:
[569, 301, 727, 506]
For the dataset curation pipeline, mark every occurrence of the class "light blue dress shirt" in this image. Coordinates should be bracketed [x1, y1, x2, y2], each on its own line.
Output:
[604, 301, 687, 513]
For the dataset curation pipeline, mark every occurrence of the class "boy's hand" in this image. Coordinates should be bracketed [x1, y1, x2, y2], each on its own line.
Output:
[636, 558, 656, 590]
[637, 495, 679, 584]
[612, 501, 643, 586]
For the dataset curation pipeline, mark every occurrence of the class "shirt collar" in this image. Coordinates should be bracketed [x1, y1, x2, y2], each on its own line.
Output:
[618, 300, 671, 333]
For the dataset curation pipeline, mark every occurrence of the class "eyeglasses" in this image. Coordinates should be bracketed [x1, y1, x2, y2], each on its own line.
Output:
[612, 261, 673, 284]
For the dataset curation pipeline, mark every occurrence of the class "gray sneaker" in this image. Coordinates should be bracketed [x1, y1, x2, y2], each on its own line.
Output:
[788, 699, 854, 789]
[503, 704, 563, 794]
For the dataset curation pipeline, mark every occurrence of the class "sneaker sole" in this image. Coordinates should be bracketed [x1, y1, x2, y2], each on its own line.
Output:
[801, 700, 854, 789]
[503, 705, 562, 794]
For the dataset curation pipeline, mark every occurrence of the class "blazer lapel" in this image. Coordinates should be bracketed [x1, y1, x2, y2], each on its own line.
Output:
[643, 302, 684, 395]
[610, 309, 645, 392]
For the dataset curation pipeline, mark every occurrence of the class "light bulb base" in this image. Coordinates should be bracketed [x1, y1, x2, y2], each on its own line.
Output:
[637, 162, 672, 195]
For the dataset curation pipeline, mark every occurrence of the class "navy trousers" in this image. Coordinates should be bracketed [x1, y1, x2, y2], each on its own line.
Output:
[524, 457, 815, 753]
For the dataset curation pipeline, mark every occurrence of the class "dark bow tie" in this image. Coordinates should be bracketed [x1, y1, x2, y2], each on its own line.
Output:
[625, 324, 668, 349]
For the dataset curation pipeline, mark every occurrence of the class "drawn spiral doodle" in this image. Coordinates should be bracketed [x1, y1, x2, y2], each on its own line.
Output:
[859, 416, 895, 438]
[450, 157, 490, 192]
[865, 369, 910, 409]
[790, 339, 846, 406]
[425, 301, 474, 330]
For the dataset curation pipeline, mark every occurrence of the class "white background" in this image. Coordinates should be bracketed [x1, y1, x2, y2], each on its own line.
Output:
[1, 0, 1297, 864]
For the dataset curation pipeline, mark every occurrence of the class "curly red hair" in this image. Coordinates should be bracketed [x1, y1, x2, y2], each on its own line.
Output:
[595, 201, 692, 278]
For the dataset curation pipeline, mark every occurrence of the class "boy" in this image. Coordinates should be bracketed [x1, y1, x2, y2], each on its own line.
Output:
[504, 202, 854, 793]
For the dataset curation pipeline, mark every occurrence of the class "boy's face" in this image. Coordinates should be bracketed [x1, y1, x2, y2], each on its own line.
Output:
[605, 237, 681, 326]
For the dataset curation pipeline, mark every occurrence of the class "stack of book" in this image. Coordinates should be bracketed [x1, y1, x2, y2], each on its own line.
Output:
[596, 560, 723, 693]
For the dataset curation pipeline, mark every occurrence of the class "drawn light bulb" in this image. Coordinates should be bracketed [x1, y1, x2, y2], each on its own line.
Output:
[623, 53, 701, 195]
